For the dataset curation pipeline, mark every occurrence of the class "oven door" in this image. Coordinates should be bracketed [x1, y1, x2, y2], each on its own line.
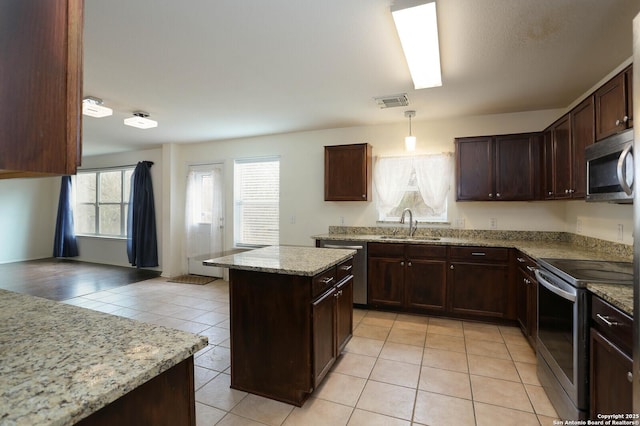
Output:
[535, 269, 589, 413]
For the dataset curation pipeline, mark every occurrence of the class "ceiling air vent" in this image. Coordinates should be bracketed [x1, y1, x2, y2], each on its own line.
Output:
[374, 93, 409, 109]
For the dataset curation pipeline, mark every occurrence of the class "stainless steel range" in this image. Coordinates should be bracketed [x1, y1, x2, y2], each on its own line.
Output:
[535, 258, 633, 420]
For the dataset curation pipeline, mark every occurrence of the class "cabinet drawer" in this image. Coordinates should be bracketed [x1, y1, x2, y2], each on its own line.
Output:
[591, 296, 632, 354]
[312, 267, 337, 299]
[406, 244, 446, 259]
[368, 242, 404, 257]
[336, 258, 353, 282]
[449, 246, 509, 262]
[515, 252, 537, 277]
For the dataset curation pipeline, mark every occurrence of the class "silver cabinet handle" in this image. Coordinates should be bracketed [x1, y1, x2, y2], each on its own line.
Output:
[628, 372, 633, 383]
[526, 266, 535, 272]
[488, 193, 493, 198]
[524, 278, 531, 285]
[450, 265, 454, 270]
[339, 264, 353, 272]
[596, 313, 618, 327]
[320, 277, 334, 284]
[516, 257, 525, 263]
[496, 193, 501, 198]
[407, 261, 412, 267]
[400, 261, 405, 266]
[616, 116, 629, 126]
[471, 252, 486, 256]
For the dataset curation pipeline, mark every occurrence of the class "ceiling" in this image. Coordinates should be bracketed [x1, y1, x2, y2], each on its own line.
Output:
[82, 0, 640, 156]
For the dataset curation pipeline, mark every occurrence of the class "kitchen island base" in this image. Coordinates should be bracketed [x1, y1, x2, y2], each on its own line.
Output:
[229, 261, 353, 407]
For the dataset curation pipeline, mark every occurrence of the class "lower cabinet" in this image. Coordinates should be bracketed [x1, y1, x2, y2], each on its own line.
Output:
[368, 243, 513, 321]
[515, 252, 537, 348]
[590, 295, 633, 417]
[229, 257, 353, 406]
[448, 247, 512, 320]
[368, 243, 447, 314]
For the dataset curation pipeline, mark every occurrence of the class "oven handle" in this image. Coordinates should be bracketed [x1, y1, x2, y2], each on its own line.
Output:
[616, 144, 634, 196]
[534, 269, 576, 302]
[323, 244, 364, 250]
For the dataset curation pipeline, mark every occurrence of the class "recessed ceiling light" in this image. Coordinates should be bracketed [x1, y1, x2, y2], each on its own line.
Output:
[124, 111, 158, 129]
[82, 96, 113, 118]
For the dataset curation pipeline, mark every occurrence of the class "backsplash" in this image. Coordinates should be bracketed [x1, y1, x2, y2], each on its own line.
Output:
[327, 226, 633, 260]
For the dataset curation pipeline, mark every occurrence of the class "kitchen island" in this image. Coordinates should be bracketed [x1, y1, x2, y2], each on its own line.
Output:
[0, 289, 207, 426]
[204, 245, 355, 406]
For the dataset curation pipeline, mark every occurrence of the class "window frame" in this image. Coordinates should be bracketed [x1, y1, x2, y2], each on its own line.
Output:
[73, 166, 135, 238]
[233, 156, 280, 248]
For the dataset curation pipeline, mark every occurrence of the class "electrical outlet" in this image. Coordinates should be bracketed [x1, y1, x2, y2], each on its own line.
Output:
[490, 217, 497, 230]
[340, 216, 345, 226]
[576, 219, 583, 234]
[456, 218, 465, 229]
[618, 224, 624, 241]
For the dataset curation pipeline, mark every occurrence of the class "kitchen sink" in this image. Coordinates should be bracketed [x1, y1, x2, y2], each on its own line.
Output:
[379, 235, 441, 241]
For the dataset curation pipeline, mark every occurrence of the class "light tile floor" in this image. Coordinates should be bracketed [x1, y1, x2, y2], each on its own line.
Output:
[64, 277, 560, 425]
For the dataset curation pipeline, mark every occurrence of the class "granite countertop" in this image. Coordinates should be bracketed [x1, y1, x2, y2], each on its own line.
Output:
[312, 233, 631, 262]
[203, 245, 356, 276]
[0, 290, 208, 426]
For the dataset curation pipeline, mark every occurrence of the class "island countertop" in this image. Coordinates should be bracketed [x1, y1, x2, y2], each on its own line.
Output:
[0, 289, 208, 426]
[203, 245, 356, 276]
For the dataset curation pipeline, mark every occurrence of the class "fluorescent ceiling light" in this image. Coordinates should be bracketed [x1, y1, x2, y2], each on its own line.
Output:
[82, 96, 113, 118]
[392, 0, 442, 89]
[124, 111, 158, 129]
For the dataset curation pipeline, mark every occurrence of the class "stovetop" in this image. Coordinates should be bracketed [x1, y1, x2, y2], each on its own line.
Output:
[537, 258, 633, 288]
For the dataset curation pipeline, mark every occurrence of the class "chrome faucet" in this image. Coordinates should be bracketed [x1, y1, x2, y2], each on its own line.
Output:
[400, 208, 418, 237]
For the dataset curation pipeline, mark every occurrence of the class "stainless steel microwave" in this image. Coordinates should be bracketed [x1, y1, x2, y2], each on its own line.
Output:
[585, 128, 634, 203]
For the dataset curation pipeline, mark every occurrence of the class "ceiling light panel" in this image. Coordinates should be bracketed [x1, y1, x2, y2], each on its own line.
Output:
[82, 96, 113, 118]
[392, 0, 442, 89]
[124, 112, 158, 129]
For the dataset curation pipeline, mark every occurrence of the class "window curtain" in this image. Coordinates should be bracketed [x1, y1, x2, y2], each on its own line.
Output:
[127, 161, 158, 268]
[413, 153, 453, 215]
[185, 166, 223, 258]
[373, 156, 413, 217]
[53, 176, 79, 257]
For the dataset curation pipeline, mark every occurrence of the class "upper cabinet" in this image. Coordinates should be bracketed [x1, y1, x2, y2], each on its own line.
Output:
[570, 96, 595, 199]
[455, 133, 541, 201]
[0, 0, 83, 178]
[324, 143, 372, 201]
[595, 65, 633, 141]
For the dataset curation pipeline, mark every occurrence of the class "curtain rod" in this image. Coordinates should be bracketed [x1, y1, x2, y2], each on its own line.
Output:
[78, 161, 154, 172]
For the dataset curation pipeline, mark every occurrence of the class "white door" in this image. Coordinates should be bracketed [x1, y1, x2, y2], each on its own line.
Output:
[185, 164, 224, 277]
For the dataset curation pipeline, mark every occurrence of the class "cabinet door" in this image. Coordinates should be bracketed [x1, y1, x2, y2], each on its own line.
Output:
[448, 261, 509, 319]
[336, 276, 353, 353]
[312, 287, 337, 387]
[595, 73, 628, 141]
[551, 115, 572, 198]
[0, 0, 83, 176]
[405, 258, 447, 312]
[590, 328, 633, 417]
[543, 130, 555, 199]
[324, 144, 371, 201]
[367, 256, 404, 308]
[570, 96, 595, 198]
[494, 134, 540, 200]
[625, 66, 633, 128]
[455, 137, 494, 201]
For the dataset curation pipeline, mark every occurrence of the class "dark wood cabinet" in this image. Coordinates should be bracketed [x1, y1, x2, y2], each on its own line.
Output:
[229, 258, 353, 406]
[448, 247, 511, 320]
[595, 66, 633, 141]
[455, 133, 541, 201]
[590, 296, 633, 418]
[368, 243, 447, 314]
[0, 0, 83, 178]
[368, 243, 514, 322]
[570, 96, 595, 199]
[515, 252, 537, 348]
[324, 143, 372, 201]
[544, 114, 572, 199]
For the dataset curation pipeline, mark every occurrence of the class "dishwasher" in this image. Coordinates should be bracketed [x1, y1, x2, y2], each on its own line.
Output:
[318, 240, 367, 306]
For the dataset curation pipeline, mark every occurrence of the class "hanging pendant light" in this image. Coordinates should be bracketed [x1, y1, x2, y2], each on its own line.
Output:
[404, 110, 416, 151]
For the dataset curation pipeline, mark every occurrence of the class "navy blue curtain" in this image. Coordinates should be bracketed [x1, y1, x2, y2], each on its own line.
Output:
[53, 176, 79, 257]
[127, 161, 158, 267]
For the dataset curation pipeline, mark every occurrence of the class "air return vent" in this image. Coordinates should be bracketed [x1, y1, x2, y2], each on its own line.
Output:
[374, 93, 409, 108]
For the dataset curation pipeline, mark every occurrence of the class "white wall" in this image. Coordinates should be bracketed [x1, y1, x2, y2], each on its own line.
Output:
[0, 177, 57, 263]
